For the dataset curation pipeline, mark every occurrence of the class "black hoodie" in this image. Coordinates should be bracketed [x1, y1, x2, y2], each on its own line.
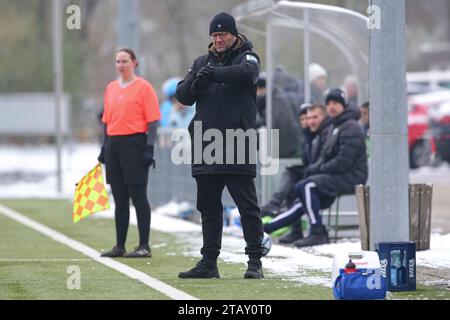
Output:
[175, 35, 260, 176]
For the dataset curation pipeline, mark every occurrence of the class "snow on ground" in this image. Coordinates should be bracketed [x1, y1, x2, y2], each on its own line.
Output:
[312, 236, 450, 270]
[0, 143, 99, 198]
[410, 162, 450, 184]
[1, 143, 450, 286]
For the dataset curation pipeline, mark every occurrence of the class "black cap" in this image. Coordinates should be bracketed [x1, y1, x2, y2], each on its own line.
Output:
[326, 88, 347, 108]
[299, 103, 313, 116]
[209, 12, 238, 36]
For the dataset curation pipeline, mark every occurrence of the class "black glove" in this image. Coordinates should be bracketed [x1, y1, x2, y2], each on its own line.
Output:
[191, 77, 210, 97]
[303, 164, 321, 178]
[98, 146, 105, 164]
[143, 145, 155, 168]
[196, 65, 214, 79]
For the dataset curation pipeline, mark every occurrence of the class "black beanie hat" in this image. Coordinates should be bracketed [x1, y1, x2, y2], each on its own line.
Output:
[298, 103, 313, 117]
[209, 12, 238, 36]
[326, 88, 347, 108]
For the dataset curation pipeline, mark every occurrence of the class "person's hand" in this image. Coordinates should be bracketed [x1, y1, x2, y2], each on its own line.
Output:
[143, 145, 155, 168]
[191, 77, 210, 97]
[98, 146, 105, 164]
[196, 65, 214, 79]
[303, 164, 321, 178]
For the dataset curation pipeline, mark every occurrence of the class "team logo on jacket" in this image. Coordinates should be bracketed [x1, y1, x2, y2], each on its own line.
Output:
[246, 55, 258, 63]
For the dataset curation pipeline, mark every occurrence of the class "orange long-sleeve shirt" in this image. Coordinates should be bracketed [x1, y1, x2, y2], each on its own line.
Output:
[102, 77, 161, 136]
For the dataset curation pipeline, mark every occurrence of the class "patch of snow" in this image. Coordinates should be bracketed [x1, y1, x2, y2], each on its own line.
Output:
[0, 143, 100, 198]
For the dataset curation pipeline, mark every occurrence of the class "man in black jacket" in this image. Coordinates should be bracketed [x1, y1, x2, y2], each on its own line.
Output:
[293, 88, 368, 247]
[263, 104, 333, 243]
[175, 12, 264, 279]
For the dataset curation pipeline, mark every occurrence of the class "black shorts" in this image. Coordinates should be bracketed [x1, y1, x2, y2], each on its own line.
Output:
[105, 133, 149, 185]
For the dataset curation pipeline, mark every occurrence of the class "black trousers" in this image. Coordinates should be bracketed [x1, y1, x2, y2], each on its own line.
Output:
[195, 174, 263, 260]
[105, 134, 151, 248]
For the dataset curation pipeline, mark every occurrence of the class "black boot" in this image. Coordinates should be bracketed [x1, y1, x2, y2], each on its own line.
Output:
[125, 244, 152, 258]
[294, 225, 329, 248]
[279, 222, 304, 244]
[178, 258, 220, 279]
[244, 259, 264, 279]
[100, 246, 126, 257]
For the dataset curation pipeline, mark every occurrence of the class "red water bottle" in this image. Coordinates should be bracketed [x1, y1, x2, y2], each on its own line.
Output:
[345, 259, 357, 274]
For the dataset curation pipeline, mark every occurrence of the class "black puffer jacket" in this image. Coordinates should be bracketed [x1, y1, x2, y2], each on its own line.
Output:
[307, 108, 368, 197]
[310, 116, 333, 164]
[175, 35, 260, 176]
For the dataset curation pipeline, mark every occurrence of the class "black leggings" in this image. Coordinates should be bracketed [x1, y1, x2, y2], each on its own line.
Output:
[105, 134, 151, 248]
[110, 180, 150, 248]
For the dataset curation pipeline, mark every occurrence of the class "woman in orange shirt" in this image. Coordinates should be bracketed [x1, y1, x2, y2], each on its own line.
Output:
[98, 48, 161, 258]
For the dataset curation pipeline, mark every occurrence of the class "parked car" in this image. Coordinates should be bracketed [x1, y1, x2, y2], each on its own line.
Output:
[429, 100, 450, 163]
[407, 70, 450, 91]
[408, 90, 450, 168]
[407, 83, 434, 96]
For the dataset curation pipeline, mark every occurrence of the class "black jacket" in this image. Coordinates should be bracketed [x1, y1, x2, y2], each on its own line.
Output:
[256, 87, 302, 158]
[273, 66, 305, 116]
[301, 127, 315, 166]
[306, 108, 368, 197]
[175, 35, 260, 176]
[310, 116, 333, 164]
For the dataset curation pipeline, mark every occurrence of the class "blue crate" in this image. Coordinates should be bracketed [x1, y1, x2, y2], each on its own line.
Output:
[376, 242, 416, 292]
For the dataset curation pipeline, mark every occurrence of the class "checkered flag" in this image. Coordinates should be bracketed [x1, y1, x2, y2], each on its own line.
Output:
[72, 163, 110, 223]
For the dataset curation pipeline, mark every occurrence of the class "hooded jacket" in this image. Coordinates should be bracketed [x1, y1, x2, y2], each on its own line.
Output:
[175, 35, 260, 176]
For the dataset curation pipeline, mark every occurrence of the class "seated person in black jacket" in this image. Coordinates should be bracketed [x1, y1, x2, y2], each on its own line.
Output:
[263, 104, 333, 243]
[264, 89, 368, 247]
[260, 103, 314, 217]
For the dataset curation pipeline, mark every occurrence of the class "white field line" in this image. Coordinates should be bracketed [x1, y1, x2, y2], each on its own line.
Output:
[0, 259, 92, 262]
[0, 204, 197, 300]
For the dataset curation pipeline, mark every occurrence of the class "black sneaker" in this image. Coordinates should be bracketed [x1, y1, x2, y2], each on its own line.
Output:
[260, 202, 281, 217]
[100, 246, 126, 257]
[279, 225, 304, 244]
[294, 225, 329, 248]
[178, 259, 220, 279]
[244, 260, 264, 279]
[125, 245, 152, 258]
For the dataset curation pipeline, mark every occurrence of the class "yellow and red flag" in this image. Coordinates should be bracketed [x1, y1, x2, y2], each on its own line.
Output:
[72, 163, 110, 223]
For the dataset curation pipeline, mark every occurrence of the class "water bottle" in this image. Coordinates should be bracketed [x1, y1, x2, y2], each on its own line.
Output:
[397, 250, 407, 286]
[228, 207, 241, 228]
[390, 250, 400, 286]
[344, 259, 357, 274]
[223, 206, 232, 227]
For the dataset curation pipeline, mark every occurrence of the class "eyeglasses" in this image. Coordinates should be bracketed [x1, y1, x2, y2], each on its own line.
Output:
[210, 32, 230, 40]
